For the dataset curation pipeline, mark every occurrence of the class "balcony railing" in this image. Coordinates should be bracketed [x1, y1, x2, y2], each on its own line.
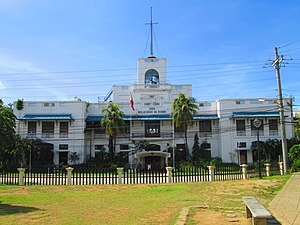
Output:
[27, 133, 37, 138]
[251, 130, 264, 136]
[236, 130, 246, 136]
[59, 133, 68, 138]
[41, 133, 54, 138]
[269, 130, 279, 136]
[199, 132, 212, 137]
[132, 132, 173, 138]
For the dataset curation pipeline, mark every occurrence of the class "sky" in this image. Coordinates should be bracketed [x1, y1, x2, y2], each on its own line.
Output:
[0, 0, 300, 107]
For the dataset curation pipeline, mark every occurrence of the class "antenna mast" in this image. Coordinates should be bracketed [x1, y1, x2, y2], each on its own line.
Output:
[145, 7, 158, 56]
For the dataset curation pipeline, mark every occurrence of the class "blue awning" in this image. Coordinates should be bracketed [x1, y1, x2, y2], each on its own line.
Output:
[193, 114, 219, 120]
[86, 116, 103, 121]
[232, 112, 279, 118]
[86, 114, 219, 121]
[20, 114, 73, 120]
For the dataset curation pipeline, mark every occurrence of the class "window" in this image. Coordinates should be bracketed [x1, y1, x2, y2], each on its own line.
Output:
[27, 121, 37, 137]
[199, 102, 211, 107]
[174, 124, 184, 133]
[269, 119, 278, 135]
[95, 145, 104, 151]
[42, 122, 54, 138]
[43, 102, 55, 107]
[145, 120, 160, 137]
[59, 122, 68, 138]
[145, 69, 159, 84]
[120, 144, 129, 151]
[124, 121, 130, 134]
[237, 142, 247, 148]
[86, 121, 101, 128]
[94, 128, 106, 138]
[59, 152, 68, 165]
[236, 120, 246, 136]
[236, 100, 245, 104]
[199, 120, 212, 136]
[59, 144, 68, 150]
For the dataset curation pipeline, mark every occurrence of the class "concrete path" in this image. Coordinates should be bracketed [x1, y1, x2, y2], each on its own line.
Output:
[269, 173, 300, 225]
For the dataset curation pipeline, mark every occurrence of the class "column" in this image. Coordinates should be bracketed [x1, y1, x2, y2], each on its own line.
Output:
[278, 162, 284, 175]
[117, 167, 124, 184]
[17, 168, 26, 186]
[66, 167, 74, 185]
[166, 167, 173, 183]
[240, 164, 248, 180]
[207, 166, 215, 181]
[265, 163, 271, 177]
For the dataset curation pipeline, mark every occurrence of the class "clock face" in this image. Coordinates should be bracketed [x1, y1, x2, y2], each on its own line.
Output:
[145, 69, 159, 84]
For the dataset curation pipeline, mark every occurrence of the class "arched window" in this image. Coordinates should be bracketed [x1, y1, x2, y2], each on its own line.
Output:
[145, 69, 159, 84]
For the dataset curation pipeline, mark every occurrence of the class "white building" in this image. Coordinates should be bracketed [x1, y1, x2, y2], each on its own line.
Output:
[14, 55, 294, 168]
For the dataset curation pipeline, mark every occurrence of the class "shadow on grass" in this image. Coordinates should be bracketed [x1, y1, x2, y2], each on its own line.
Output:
[0, 203, 39, 216]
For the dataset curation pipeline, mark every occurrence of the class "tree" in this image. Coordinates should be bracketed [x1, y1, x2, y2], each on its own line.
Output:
[0, 100, 17, 167]
[289, 144, 300, 171]
[264, 139, 281, 162]
[101, 103, 125, 163]
[294, 114, 300, 141]
[192, 133, 201, 162]
[171, 93, 199, 160]
[132, 140, 150, 153]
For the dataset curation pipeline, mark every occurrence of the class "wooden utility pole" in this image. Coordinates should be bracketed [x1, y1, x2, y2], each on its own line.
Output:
[273, 47, 289, 174]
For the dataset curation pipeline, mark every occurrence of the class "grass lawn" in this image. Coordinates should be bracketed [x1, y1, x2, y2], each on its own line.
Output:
[0, 175, 290, 225]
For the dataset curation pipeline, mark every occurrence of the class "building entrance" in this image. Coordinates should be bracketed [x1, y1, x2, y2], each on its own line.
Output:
[145, 156, 161, 170]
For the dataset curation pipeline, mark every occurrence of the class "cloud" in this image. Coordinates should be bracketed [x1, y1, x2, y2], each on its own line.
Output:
[0, 81, 5, 89]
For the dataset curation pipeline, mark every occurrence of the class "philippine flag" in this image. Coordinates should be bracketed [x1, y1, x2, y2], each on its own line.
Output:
[130, 94, 135, 111]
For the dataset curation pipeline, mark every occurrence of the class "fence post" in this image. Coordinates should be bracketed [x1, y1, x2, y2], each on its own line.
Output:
[166, 167, 173, 183]
[207, 166, 215, 181]
[17, 168, 25, 185]
[240, 164, 248, 180]
[117, 167, 124, 184]
[278, 162, 284, 175]
[66, 167, 73, 185]
[264, 163, 271, 177]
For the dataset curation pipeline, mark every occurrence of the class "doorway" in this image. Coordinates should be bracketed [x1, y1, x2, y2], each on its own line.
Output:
[240, 150, 247, 164]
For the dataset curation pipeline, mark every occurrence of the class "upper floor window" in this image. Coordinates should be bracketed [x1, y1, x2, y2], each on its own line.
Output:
[59, 122, 69, 138]
[94, 128, 106, 138]
[145, 120, 160, 137]
[269, 119, 278, 135]
[43, 102, 55, 107]
[145, 69, 159, 84]
[174, 124, 184, 133]
[199, 102, 211, 107]
[28, 121, 37, 137]
[42, 122, 54, 138]
[199, 120, 212, 135]
[236, 120, 246, 136]
[236, 100, 245, 104]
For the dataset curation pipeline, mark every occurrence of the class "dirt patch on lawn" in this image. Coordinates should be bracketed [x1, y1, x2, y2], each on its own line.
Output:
[188, 207, 251, 225]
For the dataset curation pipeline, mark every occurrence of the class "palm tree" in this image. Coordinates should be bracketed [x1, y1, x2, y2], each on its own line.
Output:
[171, 93, 199, 160]
[101, 103, 125, 163]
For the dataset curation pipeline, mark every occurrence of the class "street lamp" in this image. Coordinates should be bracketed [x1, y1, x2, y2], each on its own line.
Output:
[253, 118, 262, 179]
